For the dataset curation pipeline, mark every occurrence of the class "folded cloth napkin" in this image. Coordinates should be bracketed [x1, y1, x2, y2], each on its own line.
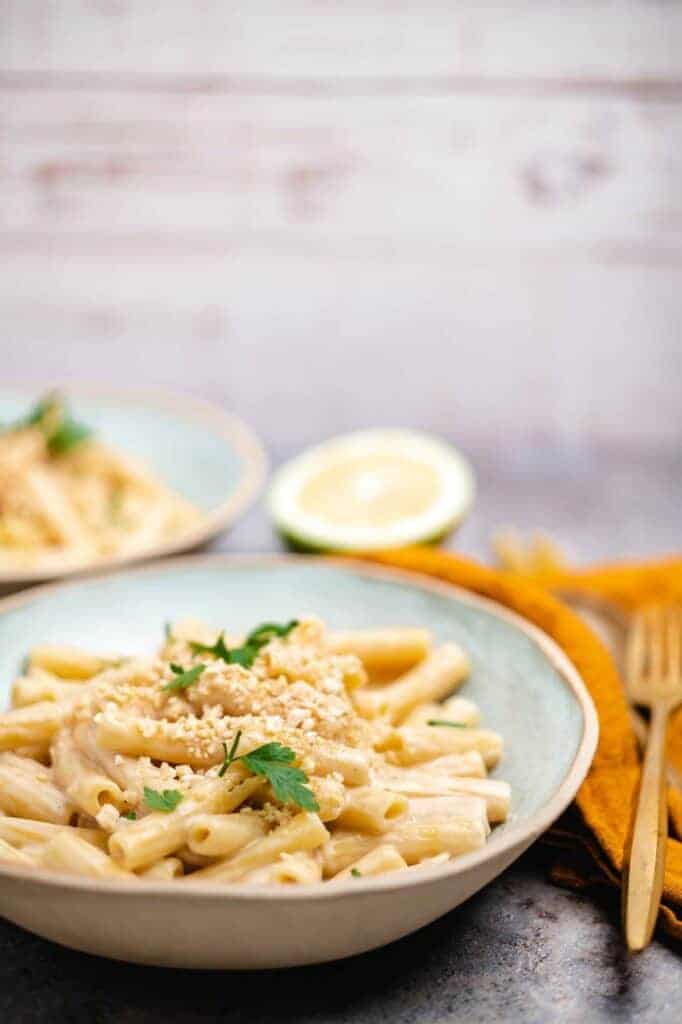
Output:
[357, 546, 682, 942]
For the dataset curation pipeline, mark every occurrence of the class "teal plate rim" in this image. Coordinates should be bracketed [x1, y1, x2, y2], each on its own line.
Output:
[0, 553, 599, 900]
[0, 388, 268, 586]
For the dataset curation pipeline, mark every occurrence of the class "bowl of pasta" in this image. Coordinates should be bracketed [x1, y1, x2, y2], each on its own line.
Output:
[0, 390, 267, 586]
[0, 556, 597, 968]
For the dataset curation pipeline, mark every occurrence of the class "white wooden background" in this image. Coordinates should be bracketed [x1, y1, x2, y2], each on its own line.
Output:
[1, 2, 681, 451]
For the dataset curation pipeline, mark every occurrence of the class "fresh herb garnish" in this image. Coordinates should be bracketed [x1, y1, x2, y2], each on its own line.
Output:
[243, 743, 319, 812]
[218, 730, 243, 777]
[164, 621, 173, 641]
[121, 810, 137, 821]
[190, 632, 233, 662]
[143, 787, 183, 813]
[426, 719, 468, 729]
[162, 662, 205, 693]
[47, 417, 92, 455]
[351, 868, 362, 878]
[13, 393, 93, 455]
[219, 733, 318, 812]
[190, 620, 299, 670]
[247, 621, 300, 645]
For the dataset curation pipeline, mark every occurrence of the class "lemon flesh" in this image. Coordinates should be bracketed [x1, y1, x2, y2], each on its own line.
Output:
[269, 431, 474, 552]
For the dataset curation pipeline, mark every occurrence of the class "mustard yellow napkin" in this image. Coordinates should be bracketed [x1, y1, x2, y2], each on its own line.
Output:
[357, 546, 682, 942]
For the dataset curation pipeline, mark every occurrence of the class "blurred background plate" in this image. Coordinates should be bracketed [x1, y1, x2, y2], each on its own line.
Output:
[0, 389, 267, 588]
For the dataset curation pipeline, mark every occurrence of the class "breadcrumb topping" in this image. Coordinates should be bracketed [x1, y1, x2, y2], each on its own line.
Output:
[63, 618, 370, 803]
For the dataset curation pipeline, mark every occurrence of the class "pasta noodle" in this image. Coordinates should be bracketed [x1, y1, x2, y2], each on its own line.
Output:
[330, 844, 408, 881]
[0, 393, 200, 573]
[0, 615, 509, 885]
[327, 628, 432, 679]
[138, 857, 185, 880]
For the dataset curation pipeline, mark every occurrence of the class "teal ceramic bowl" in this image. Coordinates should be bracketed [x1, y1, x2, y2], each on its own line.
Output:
[0, 389, 267, 587]
[0, 556, 598, 968]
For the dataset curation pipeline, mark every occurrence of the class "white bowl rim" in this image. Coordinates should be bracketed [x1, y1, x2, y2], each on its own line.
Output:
[0, 552, 599, 901]
[0, 386, 268, 586]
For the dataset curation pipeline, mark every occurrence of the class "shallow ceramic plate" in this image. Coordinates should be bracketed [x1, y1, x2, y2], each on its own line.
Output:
[0, 556, 598, 968]
[0, 389, 267, 587]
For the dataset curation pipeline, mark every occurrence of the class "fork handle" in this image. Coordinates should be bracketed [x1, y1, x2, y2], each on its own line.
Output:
[622, 701, 669, 951]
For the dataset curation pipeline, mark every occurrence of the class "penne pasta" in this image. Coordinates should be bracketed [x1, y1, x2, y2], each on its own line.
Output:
[0, 817, 107, 850]
[185, 813, 329, 883]
[11, 671, 86, 708]
[407, 783, 511, 824]
[186, 813, 266, 858]
[0, 837, 35, 866]
[0, 753, 75, 824]
[337, 787, 408, 834]
[327, 629, 432, 678]
[96, 714, 369, 786]
[0, 394, 201, 574]
[403, 695, 480, 729]
[376, 751, 487, 793]
[330, 844, 408, 881]
[242, 852, 322, 886]
[377, 726, 503, 768]
[28, 645, 115, 681]
[353, 644, 470, 724]
[138, 857, 185, 881]
[40, 832, 135, 880]
[321, 808, 488, 876]
[0, 613, 510, 887]
[0, 701, 67, 751]
[109, 774, 262, 872]
[51, 730, 126, 817]
[305, 774, 347, 822]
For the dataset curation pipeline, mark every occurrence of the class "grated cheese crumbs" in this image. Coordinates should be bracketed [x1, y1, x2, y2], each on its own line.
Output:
[58, 617, 371, 820]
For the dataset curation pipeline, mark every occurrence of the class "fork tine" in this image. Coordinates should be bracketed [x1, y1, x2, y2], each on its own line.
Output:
[626, 610, 647, 685]
[647, 606, 665, 683]
[667, 607, 682, 686]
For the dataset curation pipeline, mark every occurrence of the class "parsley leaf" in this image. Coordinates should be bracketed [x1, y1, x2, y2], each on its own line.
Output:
[143, 787, 183, 813]
[16, 393, 92, 455]
[162, 662, 205, 693]
[190, 620, 299, 670]
[219, 734, 319, 812]
[241, 742, 319, 812]
[246, 621, 300, 645]
[121, 810, 137, 821]
[47, 418, 92, 455]
[190, 632, 233, 662]
[426, 719, 467, 729]
[218, 729, 243, 778]
[227, 643, 260, 668]
[351, 868, 362, 878]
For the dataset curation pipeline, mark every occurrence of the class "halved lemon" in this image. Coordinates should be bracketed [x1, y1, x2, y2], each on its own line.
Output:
[268, 430, 475, 552]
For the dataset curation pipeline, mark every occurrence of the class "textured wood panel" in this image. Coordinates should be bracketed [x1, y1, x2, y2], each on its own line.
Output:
[1, 1, 681, 451]
[3, 244, 681, 449]
[2, 89, 681, 253]
[1, 1, 680, 81]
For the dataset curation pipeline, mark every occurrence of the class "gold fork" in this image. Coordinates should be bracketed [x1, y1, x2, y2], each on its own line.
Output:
[622, 605, 682, 951]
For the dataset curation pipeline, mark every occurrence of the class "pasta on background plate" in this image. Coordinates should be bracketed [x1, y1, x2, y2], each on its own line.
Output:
[0, 393, 200, 572]
[0, 617, 510, 885]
